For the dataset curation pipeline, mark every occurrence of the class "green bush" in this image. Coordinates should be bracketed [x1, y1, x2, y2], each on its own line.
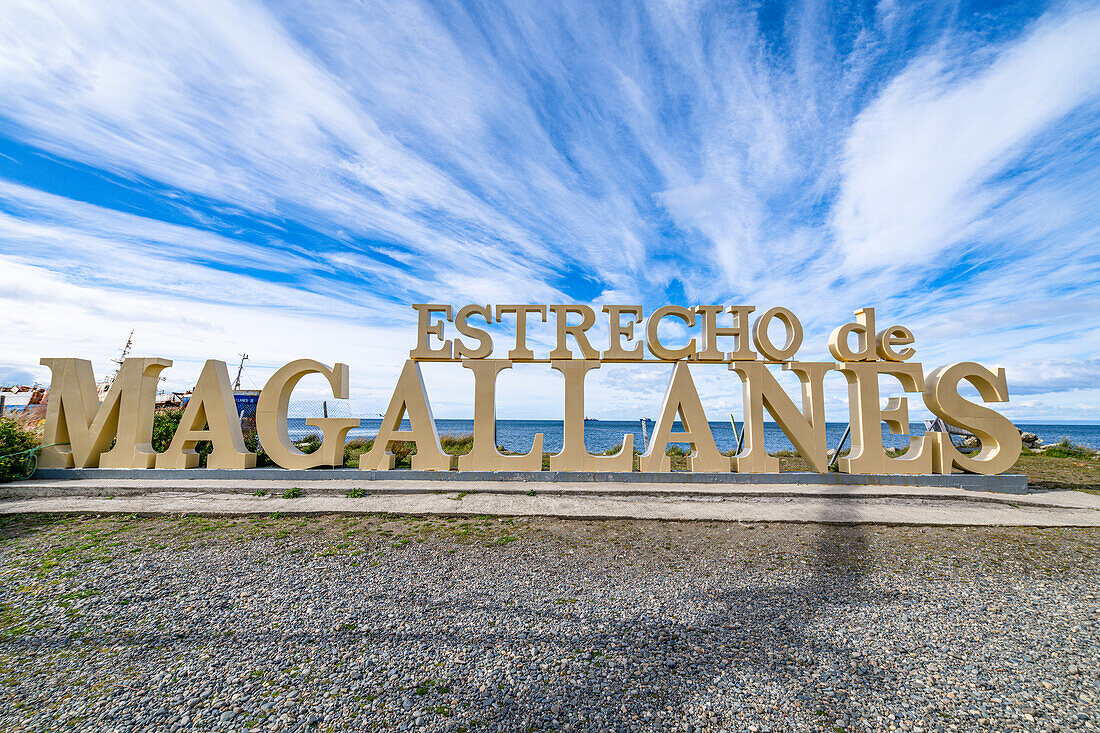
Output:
[440, 434, 474, 455]
[153, 409, 276, 467]
[0, 418, 39, 482]
[344, 438, 374, 467]
[151, 409, 185, 452]
[296, 435, 321, 455]
[1043, 440, 1095, 460]
[389, 441, 416, 468]
[244, 433, 275, 467]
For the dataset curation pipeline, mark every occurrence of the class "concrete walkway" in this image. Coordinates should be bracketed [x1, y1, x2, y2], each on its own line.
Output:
[3, 478, 1099, 525]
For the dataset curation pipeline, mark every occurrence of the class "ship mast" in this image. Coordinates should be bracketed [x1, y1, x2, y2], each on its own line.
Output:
[233, 353, 249, 390]
[99, 330, 134, 398]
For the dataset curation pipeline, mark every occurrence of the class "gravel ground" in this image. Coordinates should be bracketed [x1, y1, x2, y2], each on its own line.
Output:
[0, 513, 1097, 732]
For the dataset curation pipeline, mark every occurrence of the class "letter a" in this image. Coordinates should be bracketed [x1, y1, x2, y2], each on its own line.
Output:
[638, 362, 726, 472]
[155, 360, 256, 469]
[360, 360, 454, 471]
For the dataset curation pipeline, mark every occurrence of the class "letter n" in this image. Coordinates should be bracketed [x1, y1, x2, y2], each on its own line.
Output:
[729, 361, 832, 473]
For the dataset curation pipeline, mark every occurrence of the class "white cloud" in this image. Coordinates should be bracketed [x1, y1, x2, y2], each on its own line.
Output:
[0, 0, 1097, 421]
[834, 4, 1100, 269]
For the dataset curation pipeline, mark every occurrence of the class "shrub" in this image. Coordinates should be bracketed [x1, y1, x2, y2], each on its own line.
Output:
[0, 418, 39, 482]
[151, 409, 184, 453]
[389, 441, 416, 468]
[152, 409, 211, 466]
[1043, 440, 1095, 460]
[283, 487, 302, 499]
[440, 434, 474, 455]
[153, 409, 277, 467]
[296, 435, 321, 455]
[344, 438, 373, 467]
[244, 433, 275, 467]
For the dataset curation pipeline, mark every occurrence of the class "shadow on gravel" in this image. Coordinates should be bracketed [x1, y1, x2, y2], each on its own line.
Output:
[426, 522, 882, 732]
[0, 514, 883, 732]
[0, 514, 66, 543]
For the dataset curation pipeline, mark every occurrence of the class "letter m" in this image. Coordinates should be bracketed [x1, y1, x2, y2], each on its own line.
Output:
[39, 358, 171, 469]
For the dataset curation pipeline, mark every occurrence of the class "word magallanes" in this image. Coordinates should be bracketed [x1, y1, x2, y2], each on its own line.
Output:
[38, 304, 1020, 476]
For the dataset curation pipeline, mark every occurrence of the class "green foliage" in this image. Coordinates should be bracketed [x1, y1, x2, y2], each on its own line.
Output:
[283, 487, 302, 499]
[296, 435, 321, 455]
[346, 434, 474, 469]
[0, 418, 39, 482]
[153, 408, 276, 467]
[346, 488, 366, 498]
[152, 409, 211, 466]
[1043, 440, 1095, 460]
[439, 434, 474, 455]
[244, 432, 275, 467]
[344, 438, 374, 467]
[151, 409, 185, 453]
[390, 441, 416, 468]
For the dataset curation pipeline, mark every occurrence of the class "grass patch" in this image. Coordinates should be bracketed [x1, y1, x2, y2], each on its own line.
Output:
[1041, 440, 1096, 460]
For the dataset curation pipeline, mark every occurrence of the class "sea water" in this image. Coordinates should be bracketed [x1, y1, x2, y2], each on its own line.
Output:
[285, 418, 1100, 453]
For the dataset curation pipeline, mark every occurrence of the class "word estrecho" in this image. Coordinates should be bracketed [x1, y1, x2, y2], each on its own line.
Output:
[38, 305, 1020, 477]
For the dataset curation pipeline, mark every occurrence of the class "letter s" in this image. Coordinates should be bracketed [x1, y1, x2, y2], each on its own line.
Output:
[923, 362, 1021, 475]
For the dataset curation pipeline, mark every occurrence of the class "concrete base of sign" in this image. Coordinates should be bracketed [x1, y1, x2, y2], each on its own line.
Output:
[2, 478, 1098, 526]
[30, 468, 1028, 494]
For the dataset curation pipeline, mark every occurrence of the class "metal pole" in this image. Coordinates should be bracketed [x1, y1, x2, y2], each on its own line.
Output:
[323, 400, 328, 419]
[640, 418, 648, 452]
[829, 424, 851, 467]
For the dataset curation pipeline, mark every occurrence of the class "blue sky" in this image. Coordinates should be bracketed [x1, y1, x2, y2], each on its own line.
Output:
[0, 0, 1098, 421]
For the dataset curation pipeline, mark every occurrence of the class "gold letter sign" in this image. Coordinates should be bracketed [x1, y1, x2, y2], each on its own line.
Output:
[36, 304, 1021, 478]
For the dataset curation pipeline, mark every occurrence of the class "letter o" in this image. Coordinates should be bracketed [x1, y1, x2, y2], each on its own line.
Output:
[752, 307, 803, 361]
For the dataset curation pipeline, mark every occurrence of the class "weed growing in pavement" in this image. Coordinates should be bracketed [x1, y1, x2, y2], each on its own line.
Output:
[283, 488, 302, 499]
